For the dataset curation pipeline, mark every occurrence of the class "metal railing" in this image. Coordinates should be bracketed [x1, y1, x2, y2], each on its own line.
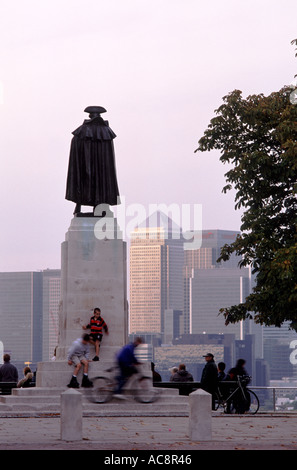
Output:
[154, 382, 297, 412]
[249, 386, 297, 412]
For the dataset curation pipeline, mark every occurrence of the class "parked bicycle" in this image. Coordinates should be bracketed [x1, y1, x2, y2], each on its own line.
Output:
[88, 365, 160, 404]
[214, 375, 259, 414]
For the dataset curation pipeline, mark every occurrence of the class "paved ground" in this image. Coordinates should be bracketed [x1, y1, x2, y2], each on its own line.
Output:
[0, 413, 296, 453]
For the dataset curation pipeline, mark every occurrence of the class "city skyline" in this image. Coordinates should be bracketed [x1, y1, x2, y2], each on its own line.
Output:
[1, 227, 296, 382]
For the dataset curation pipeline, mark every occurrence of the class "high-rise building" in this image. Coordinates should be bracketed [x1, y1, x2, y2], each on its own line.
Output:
[0, 271, 43, 364]
[0, 270, 61, 368]
[189, 268, 250, 338]
[129, 212, 184, 339]
[42, 269, 61, 360]
[262, 323, 297, 379]
[184, 229, 241, 270]
[183, 230, 252, 339]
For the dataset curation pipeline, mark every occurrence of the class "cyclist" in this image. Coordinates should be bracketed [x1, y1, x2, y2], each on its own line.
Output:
[113, 337, 143, 398]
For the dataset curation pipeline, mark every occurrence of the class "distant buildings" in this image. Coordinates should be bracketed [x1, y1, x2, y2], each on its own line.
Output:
[263, 323, 297, 380]
[129, 214, 252, 342]
[0, 269, 60, 372]
[128, 215, 271, 384]
[41, 269, 61, 360]
[1, 211, 297, 385]
[129, 212, 184, 336]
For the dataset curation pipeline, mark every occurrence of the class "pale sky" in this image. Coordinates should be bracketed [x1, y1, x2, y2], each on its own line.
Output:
[0, 0, 296, 271]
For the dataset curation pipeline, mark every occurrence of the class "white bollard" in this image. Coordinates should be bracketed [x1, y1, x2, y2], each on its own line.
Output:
[189, 389, 212, 441]
[60, 389, 83, 441]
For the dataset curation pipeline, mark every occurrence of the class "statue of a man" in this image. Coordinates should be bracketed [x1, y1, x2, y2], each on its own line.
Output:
[65, 106, 120, 215]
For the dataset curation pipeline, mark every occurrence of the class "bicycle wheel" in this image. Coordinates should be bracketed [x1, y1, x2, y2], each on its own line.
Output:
[213, 391, 223, 411]
[91, 376, 113, 403]
[224, 399, 237, 414]
[134, 376, 159, 403]
[245, 389, 259, 414]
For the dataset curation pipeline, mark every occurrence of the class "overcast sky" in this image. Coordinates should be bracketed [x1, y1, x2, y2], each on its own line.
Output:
[0, 0, 296, 271]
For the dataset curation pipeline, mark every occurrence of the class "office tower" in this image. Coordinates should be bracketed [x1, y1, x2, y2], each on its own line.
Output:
[0, 269, 61, 366]
[189, 267, 250, 338]
[0, 272, 43, 364]
[129, 212, 184, 339]
[42, 269, 61, 360]
[183, 230, 251, 339]
[262, 323, 297, 379]
[184, 229, 241, 270]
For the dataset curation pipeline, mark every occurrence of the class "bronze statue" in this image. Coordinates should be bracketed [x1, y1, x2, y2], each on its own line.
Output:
[65, 106, 120, 215]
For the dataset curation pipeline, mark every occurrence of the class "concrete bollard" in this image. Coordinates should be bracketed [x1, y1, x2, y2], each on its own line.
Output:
[60, 389, 83, 441]
[189, 389, 212, 441]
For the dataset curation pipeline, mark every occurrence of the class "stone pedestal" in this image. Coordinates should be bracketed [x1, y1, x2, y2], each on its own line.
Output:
[36, 212, 128, 387]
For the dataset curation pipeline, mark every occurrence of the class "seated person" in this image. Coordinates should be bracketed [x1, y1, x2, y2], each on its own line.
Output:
[17, 367, 33, 388]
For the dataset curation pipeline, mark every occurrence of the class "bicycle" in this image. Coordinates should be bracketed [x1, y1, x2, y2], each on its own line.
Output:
[88, 365, 160, 404]
[214, 375, 259, 414]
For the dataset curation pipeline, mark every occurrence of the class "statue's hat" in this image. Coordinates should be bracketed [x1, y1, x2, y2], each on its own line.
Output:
[84, 106, 107, 114]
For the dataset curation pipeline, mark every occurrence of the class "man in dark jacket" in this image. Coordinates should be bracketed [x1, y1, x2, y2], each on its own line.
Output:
[201, 353, 218, 410]
[171, 364, 193, 382]
[171, 364, 194, 396]
[0, 354, 18, 382]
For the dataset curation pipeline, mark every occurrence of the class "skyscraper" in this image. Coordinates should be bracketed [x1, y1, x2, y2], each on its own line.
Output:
[183, 230, 251, 339]
[0, 271, 43, 364]
[42, 269, 61, 360]
[188, 267, 250, 338]
[129, 212, 184, 338]
[0, 269, 61, 365]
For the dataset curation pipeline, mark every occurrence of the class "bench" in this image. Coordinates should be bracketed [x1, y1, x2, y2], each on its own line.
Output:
[153, 381, 201, 395]
[153, 381, 239, 396]
[0, 382, 17, 395]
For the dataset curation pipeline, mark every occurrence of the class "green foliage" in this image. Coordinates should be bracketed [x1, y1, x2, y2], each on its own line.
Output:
[291, 38, 297, 57]
[195, 87, 297, 330]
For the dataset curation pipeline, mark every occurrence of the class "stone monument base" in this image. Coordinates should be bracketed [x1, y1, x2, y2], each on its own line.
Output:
[36, 360, 151, 388]
[36, 360, 115, 388]
[37, 212, 128, 388]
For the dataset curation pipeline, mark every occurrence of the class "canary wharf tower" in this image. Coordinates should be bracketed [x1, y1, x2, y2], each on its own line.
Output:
[129, 212, 184, 337]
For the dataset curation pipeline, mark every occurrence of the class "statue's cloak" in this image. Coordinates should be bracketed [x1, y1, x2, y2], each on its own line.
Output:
[65, 116, 120, 207]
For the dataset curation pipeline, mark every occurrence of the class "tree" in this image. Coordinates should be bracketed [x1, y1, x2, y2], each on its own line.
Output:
[292, 38, 297, 59]
[195, 86, 297, 330]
